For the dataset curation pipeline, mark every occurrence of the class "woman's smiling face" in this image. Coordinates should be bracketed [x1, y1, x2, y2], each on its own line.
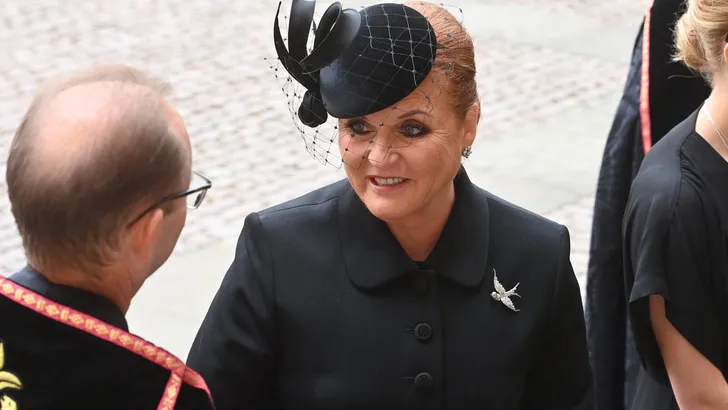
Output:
[338, 77, 479, 223]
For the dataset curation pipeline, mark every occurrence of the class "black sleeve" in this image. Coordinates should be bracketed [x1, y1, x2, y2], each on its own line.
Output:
[521, 226, 594, 409]
[186, 213, 277, 410]
[625, 180, 722, 383]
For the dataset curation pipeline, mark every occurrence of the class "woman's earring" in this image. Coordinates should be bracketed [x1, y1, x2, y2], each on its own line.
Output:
[462, 146, 472, 158]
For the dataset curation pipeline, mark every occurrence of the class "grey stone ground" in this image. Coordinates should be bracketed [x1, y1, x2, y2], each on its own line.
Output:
[0, 0, 648, 358]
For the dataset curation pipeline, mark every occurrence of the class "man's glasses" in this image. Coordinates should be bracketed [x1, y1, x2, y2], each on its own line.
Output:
[180, 171, 212, 210]
[127, 170, 212, 227]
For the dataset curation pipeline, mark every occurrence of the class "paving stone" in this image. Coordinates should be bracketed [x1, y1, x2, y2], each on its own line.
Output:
[509, 0, 648, 24]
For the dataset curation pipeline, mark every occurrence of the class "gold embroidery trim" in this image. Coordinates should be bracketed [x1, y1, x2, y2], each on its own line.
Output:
[0, 278, 211, 407]
[0, 341, 22, 410]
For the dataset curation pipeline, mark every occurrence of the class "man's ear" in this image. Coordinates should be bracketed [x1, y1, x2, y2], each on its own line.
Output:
[130, 208, 165, 257]
[463, 102, 480, 147]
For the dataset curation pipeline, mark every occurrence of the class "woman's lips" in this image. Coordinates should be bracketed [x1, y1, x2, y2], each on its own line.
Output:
[367, 176, 411, 192]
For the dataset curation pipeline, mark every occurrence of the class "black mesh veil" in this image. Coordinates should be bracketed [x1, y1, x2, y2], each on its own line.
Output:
[266, 0, 465, 169]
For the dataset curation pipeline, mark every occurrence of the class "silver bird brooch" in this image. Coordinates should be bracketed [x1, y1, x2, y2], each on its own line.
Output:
[490, 269, 521, 312]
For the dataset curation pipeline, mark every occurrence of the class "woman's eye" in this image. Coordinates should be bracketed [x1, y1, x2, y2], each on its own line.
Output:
[401, 123, 426, 137]
[350, 122, 369, 134]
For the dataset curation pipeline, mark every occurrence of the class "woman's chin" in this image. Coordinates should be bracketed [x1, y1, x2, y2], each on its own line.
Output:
[361, 197, 413, 222]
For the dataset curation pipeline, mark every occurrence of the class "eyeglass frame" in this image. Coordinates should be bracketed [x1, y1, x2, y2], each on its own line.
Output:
[126, 170, 212, 228]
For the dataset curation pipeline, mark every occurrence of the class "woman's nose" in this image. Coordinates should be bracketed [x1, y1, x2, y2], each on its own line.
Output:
[365, 131, 395, 164]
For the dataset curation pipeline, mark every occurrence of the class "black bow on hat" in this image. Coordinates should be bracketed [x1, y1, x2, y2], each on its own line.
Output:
[273, 0, 361, 127]
[274, 1, 438, 129]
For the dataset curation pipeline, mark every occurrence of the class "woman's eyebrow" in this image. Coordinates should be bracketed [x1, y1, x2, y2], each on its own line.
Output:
[396, 109, 432, 119]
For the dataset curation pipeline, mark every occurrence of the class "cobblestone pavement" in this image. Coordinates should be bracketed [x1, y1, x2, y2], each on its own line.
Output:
[510, 0, 647, 23]
[0, 0, 646, 297]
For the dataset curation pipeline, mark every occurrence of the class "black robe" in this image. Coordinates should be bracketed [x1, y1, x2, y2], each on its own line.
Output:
[584, 1, 711, 409]
[0, 267, 215, 410]
[187, 170, 592, 410]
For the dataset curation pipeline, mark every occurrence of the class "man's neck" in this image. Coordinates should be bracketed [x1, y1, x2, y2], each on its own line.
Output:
[29, 261, 136, 314]
[387, 182, 456, 262]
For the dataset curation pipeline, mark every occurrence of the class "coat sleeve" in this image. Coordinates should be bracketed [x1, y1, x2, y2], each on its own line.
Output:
[521, 226, 594, 410]
[186, 212, 277, 410]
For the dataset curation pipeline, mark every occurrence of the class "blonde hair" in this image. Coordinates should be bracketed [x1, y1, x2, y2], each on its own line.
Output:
[674, 0, 728, 83]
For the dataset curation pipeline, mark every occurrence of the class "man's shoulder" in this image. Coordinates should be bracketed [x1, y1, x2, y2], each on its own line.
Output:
[0, 278, 214, 409]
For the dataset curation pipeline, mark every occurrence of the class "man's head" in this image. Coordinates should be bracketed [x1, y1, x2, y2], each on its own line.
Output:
[6, 65, 194, 299]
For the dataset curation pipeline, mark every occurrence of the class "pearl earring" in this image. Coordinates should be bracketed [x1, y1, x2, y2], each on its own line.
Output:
[462, 146, 472, 158]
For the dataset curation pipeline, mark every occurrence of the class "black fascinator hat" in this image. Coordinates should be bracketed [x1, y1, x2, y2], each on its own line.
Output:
[273, 0, 438, 128]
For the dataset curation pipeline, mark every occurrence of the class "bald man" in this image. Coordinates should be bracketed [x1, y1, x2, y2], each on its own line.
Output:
[0, 65, 214, 410]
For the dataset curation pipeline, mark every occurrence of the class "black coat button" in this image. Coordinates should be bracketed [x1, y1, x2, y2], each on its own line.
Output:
[414, 323, 432, 342]
[414, 372, 434, 390]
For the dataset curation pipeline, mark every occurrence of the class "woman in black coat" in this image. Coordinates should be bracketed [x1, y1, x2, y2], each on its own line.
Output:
[187, 1, 592, 409]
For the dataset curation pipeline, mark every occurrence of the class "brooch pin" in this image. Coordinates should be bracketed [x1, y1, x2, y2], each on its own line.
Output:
[490, 269, 521, 312]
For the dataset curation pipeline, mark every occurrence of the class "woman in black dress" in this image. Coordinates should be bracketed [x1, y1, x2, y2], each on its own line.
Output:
[187, 1, 592, 409]
[586, 1, 710, 408]
[623, 1, 728, 408]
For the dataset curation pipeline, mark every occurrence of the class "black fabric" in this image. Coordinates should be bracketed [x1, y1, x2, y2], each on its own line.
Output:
[187, 170, 592, 410]
[319, 3, 436, 119]
[9, 266, 128, 331]
[623, 108, 728, 409]
[0, 272, 214, 409]
[646, 0, 711, 146]
[628, 367, 677, 410]
[585, 1, 711, 408]
[273, 0, 361, 127]
[274, 1, 436, 127]
[585, 23, 646, 410]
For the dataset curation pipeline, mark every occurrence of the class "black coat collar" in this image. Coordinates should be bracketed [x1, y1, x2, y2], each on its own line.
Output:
[338, 169, 490, 289]
[10, 265, 129, 331]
